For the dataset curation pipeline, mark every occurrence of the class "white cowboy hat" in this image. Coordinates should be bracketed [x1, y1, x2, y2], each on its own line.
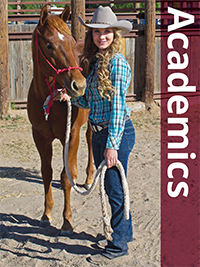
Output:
[78, 6, 132, 36]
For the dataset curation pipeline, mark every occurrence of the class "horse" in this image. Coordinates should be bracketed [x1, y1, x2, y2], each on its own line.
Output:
[27, 5, 94, 234]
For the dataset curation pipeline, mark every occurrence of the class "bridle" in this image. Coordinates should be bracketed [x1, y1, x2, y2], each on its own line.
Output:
[35, 29, 83, 119]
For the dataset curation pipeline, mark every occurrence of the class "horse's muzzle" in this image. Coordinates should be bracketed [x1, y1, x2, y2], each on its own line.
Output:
[70, 79, 86, 97]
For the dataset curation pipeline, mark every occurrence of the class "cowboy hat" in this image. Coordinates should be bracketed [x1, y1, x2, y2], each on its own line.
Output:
[78, 6, 132, 36]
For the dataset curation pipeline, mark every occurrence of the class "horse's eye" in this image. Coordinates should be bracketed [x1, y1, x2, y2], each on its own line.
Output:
[47, 43, 54, 50]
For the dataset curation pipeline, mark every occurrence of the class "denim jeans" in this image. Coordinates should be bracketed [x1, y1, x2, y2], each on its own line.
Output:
[92, 119, 135, 256]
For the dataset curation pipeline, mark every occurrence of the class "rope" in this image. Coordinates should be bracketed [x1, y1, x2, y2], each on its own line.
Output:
[64, 95, 130, 241]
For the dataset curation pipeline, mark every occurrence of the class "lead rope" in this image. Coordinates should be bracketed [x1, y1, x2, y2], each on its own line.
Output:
[64, 95, 130, 241]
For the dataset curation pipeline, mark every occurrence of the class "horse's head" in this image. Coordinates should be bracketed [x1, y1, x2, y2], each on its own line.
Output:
[34, 5, 86, 98]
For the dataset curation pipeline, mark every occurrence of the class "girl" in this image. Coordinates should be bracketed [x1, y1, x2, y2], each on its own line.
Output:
[71, 6, 135, 264]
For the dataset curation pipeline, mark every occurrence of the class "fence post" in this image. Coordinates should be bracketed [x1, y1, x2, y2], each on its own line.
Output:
[142, 0, 155, 109]
[71, 0, 85, 41]
[0, 0, 10, 116]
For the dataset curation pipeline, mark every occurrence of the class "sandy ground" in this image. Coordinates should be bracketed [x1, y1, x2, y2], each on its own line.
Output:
[0, 102, 160, 267]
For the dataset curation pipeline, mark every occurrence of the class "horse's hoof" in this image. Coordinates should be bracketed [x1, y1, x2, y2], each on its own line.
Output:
[39, 219, 52, 227]
[60, 230, 74, 236]
[84, 183, 92, 190]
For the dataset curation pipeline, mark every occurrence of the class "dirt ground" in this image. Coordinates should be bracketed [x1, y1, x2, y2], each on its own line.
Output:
[0, 101, 161, 267]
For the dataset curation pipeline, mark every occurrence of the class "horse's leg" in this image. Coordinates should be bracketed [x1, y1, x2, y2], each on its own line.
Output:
[84, 122, 94, 189]
[32, 127, 54, 226]
[60, 127, 80, 234]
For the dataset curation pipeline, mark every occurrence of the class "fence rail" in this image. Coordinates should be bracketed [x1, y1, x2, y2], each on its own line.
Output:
[8, 0, 200, 39]
[8, 0, 200, 15]
[8, 0, 145, 14]
[8, 0, 145, 38]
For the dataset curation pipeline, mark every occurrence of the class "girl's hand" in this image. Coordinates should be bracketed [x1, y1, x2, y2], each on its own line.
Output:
[104, 148, 118, 169]
[54, 89, 70, 102]
[61, 93, 69, 101]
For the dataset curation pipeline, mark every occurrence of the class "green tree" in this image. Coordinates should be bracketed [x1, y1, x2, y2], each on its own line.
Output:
[113, 1, 135, 11]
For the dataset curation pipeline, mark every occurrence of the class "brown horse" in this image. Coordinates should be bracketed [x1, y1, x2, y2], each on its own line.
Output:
[27, 5, 94, 234]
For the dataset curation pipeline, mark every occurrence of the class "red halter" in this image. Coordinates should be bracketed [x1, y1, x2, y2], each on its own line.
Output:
[35, 30, 83, 119]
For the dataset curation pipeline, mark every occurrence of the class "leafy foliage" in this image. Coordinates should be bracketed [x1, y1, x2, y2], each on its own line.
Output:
[8, 2, 43, 14]
[113, 1, 136, 11]
[8, 0, 67, 14]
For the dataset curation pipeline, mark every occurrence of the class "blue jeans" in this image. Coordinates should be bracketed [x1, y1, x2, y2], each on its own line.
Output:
[92, 119, 135, 257]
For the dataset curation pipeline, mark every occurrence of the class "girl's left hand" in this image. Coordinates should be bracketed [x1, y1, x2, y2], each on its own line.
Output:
[104, 148, 118, 169]
[54, 88, 70, 102]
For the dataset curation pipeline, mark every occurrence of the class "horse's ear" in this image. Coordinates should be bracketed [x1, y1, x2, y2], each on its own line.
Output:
[39, 5, 48, 26]
[60, 5, 70, 23]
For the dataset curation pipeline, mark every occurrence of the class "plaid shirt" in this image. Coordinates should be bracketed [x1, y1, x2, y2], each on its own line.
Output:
[71, 52, 131, 150]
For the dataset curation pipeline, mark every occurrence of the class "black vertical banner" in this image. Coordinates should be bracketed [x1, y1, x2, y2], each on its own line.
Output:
[161, 1, 200, 266]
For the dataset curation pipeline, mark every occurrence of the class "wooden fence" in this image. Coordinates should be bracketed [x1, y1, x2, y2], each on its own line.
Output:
[8, 1, 200, 29]
[8, 23, 161, 105]
[8, 0, 145, 17]
[7, 0, 200, 105]
[8, 24, 35, 103]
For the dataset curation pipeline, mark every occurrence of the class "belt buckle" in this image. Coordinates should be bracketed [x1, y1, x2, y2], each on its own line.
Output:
[96, 125, 103, 132]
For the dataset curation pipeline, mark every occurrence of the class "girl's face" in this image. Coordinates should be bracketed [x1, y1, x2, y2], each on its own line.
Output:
[92, 28, 114, 52]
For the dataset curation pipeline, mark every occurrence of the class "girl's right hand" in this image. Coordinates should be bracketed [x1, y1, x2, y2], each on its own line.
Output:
[104, 148, 118, 169]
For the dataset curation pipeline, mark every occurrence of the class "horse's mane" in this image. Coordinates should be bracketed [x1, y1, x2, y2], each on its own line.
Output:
[45, 15, 72, 36]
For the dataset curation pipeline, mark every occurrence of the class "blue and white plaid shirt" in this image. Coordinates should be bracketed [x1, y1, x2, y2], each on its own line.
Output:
[71, 52, 131, 150]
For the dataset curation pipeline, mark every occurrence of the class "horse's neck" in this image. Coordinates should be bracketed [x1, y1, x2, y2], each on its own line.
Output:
[32, 41, 53, 101]
[33, 65, 51, 101]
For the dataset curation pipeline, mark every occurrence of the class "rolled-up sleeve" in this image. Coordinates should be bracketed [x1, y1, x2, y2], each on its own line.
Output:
[106, 56, 131, 150]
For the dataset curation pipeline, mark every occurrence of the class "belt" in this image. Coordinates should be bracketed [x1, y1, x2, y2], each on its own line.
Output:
[89, 121, 109, 133]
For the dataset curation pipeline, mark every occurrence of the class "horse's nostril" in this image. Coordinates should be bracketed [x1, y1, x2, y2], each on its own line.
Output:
[72, 81, 78, 91]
